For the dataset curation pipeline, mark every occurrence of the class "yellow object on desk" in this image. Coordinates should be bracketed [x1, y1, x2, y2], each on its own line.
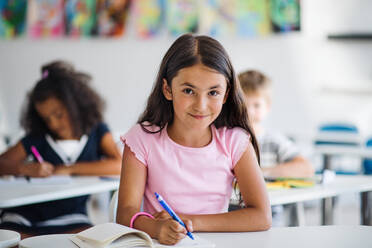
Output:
[266, 179, 315, 189]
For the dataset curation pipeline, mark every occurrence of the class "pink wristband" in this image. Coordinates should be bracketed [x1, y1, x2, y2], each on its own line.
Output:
[130, 212, 154, 228]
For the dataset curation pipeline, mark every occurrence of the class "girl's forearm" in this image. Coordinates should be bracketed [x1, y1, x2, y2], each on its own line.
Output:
[0, 159, 25, 176]
[117, 207, 159, 239]
[183, 207, 272, 232]
[58, 158, 121, 176]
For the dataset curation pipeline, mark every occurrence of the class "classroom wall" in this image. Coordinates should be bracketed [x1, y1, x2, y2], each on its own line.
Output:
[1, 0, 372, 143]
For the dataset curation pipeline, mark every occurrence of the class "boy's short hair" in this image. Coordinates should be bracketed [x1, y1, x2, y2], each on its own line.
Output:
[238, 70, 272, 98]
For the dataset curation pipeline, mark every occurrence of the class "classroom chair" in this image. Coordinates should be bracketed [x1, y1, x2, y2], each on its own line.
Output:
[109, 190, 119, 222]
[362, 137, 372, 175]
[314, 122, 361, 174]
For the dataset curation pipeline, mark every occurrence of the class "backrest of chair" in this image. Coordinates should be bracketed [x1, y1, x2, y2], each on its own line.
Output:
[109, 190, 119, 223]
[315, 123, 359, 146]
[314, 122, 361, 174]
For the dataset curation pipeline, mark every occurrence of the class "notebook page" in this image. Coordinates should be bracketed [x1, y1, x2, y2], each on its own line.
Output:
[153, 234, 215, 248]
[29, 175, 72, 185]
[76, 223, 145, 246]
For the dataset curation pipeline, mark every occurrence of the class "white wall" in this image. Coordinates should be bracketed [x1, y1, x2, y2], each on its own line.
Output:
[1, 0, 372, 142]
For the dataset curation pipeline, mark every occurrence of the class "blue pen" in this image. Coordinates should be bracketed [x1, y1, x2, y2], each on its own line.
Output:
[155, 192, 194, 240]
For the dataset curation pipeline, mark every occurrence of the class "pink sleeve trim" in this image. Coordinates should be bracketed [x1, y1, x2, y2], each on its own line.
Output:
[120, 135, 147, 167]
[232, 134, 251, 169]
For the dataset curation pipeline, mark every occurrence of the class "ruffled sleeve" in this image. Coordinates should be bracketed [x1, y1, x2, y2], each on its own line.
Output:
[120, 124, 149, 166]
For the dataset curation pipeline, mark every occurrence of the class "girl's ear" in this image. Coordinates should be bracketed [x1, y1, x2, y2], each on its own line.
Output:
[162, 79, 173, 101]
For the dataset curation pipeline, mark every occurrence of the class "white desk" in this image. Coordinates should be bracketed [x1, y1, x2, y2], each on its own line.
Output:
[315, 145, 372, 159]
[231, 175, 372, 225]
[0, 176, 119, 208]
[0, 229, 20, 248]
[314, 142, 372, 225]
[18, 225, 372, 248]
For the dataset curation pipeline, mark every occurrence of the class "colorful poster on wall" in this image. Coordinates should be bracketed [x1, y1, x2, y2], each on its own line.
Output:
[0, 0, 27, 38]
[199, 0, 236, 37]
[65, 0, 96, 37]
[270, 0, 300, 32]
[93, 0, 131, 37]
[166, 0, 198, 36]
[236, 0, 271, 37]
[133, 0, 164, 38]
[28, 0, 65, 38]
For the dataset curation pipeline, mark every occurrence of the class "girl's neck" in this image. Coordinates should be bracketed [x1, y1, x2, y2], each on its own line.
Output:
[167, 123, 212, 148]
[253, 123, 265, 136]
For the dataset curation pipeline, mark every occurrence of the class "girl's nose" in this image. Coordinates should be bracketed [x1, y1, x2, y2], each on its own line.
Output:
[48, 117, 60, 132]
[194, 95, 207, 111]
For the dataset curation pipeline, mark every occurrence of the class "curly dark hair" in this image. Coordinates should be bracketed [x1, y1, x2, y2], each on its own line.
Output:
[138, 33, 260, 164]
[21, 60, 105, 138]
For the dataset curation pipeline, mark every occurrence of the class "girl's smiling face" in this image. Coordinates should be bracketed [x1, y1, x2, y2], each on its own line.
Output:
[163, 63, 229, 131]
[35, 97, 74, 140]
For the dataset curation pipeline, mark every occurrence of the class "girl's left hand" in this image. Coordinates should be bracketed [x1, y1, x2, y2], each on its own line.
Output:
[53, 165, 71, 175]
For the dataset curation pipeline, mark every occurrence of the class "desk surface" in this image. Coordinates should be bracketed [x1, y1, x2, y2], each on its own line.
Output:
[230, 175, 372, 206]
[268, 175, 372, 205]
[0, 176, 119, 208]
[18, 225, 372, 248]
[314, 145, 372, 158]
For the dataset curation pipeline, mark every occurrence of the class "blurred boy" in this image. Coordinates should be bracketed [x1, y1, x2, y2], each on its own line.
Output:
[238, 70, 314, 226]
[238, 70, 314, 178]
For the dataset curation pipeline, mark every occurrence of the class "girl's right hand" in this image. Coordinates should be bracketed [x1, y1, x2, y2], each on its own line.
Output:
[20, 162, 54, 177]
[156, 218, 188, 245]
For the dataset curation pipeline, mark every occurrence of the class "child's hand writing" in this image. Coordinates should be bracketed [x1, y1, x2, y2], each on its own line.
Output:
[20, 162, 54, 177]
[156, 218, 187, 245]
[154, 210, 193, 245]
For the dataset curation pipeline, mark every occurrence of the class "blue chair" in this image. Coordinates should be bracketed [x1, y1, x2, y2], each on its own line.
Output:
[363, 138, 372, 175]
[315, 123, 359, 146]
[314, 123, 361, 175]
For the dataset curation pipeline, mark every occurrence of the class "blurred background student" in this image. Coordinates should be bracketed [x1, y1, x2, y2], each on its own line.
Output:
[0, 60, 121, 237]
[238, 69, 314, 226]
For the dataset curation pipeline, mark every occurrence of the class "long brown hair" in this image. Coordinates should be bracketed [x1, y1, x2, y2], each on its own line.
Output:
[138, 34, 260, 163]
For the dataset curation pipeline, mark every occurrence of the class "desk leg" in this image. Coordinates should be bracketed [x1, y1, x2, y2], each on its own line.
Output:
[361, 191, 371, 225]
[323, 154, 331, 170]
[295, 202, 306, 226]
[322, 197, 333, 225]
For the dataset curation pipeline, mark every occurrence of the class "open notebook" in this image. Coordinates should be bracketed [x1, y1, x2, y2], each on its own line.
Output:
[69, 223, 215, 248]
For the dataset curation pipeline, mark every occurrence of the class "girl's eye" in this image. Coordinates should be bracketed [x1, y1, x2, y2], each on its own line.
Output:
[183, 88, 194, 95]
[209, 90, 219, 96]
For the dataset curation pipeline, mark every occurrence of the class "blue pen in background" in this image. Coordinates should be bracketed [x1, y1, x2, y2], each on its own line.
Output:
[155, 192, 194, 240]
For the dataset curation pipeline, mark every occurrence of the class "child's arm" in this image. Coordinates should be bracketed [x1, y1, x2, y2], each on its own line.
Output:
[262, 156, 314, 178]
[54, 132, 121, 176]
[0, 141, 53, 177]
[116, 145, 188, 245]
[179, 142, 272, 232]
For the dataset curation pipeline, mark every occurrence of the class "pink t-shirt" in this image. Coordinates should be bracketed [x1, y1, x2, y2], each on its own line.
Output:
[121, 124, 250, 215]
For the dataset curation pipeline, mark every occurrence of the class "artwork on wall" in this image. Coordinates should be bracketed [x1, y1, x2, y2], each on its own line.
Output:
[236, 0, 271, 37]
[270, 0, 300, 32]
[166, 0, 198, 36]
[0, 0, 27, 38]
[133, 0, 164, 38]
[93, 0, 131, 37]
[199, 0, 236, 37]
[28, 0, 65, 38]
[65, 0, 96, 37]
[1, 0, 301, 39]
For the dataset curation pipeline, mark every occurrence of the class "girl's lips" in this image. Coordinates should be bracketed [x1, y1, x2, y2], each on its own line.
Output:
[190, 114, 208, 120]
